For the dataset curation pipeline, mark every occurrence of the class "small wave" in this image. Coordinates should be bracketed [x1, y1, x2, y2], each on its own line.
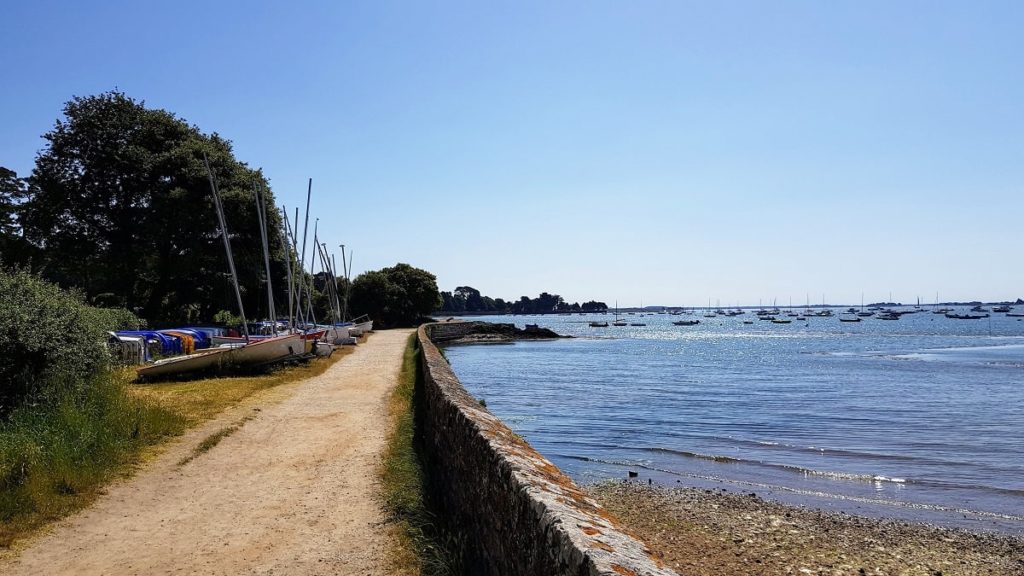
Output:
[580, 458, 1024, 523]
[643, 447, 914, 485]
[634, 461, 1024, 520]
[624, 448, 1024, 497]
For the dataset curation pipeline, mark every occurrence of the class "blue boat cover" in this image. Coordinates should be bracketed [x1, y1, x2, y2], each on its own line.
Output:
[160, 328, 212, 350]
[116, 331, 182, 355]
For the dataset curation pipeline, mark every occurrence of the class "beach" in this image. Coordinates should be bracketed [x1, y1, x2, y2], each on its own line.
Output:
[590, 481, 1024, 576]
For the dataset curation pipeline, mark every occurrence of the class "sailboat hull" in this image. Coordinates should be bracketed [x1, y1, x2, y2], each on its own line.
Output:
[136, 334, 306, 380]
[137, 347, 235, 380]
[229, 333, 305, 366]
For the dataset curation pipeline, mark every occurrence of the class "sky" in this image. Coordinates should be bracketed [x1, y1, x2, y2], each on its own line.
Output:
[1, 1, 1021, 306]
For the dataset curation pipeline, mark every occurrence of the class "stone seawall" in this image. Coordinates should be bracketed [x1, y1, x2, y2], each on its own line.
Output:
[417, 323, 678, 576]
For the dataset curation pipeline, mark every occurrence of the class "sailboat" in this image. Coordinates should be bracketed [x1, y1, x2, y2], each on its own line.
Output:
[612, 301, 627, 326]
[856, 293, 874, 317]
[138, 165, 306, 380]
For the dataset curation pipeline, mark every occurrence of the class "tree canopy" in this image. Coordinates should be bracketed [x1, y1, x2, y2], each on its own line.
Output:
[439, 286, 606, 314]
[349, 263, 440, 328]
[15, 91, 289, 324]
[0, 167, 29, 259]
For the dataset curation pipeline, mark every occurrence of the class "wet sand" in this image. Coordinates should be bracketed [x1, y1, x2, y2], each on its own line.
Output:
[590, 482, 1023, 576]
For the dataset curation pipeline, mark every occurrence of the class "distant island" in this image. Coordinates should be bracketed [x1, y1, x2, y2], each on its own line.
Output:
[438, 287, 1024, 316]
[439, 286, 606, 314]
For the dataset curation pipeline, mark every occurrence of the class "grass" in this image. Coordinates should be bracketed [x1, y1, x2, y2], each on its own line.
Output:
[130, 346, 352, 424]
[381, 333, 460, 576]
[0, 371, 185, 548]
[0, 343, 353, 550]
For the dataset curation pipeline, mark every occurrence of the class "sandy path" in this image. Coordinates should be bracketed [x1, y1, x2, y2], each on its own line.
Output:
[2, 329, 413, 576]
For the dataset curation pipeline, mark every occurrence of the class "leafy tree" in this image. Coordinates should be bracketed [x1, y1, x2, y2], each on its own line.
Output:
[535, 292, 562, 313]
[0, 167, 30, 262]
[454, 286, 484, 311]
[20, 91, 288, 324]
[349, 263, 440, 328]
[440, 290, 465, 313]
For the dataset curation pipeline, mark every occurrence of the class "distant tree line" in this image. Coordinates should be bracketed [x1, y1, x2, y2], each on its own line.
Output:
[439, 286, 606, 314]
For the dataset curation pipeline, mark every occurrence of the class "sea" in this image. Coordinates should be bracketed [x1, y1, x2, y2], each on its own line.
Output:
[441, 309, 1024, 535]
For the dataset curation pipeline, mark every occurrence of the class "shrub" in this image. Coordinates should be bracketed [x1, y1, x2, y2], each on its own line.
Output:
[0, 269, 142, 414]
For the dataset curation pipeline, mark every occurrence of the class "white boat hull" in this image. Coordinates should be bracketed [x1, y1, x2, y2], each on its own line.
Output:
[324, 325, 350, 345]
[137, 334, 306, 380]
[137, 347, 234, 379]
[212, 335, 247, 347]
[229, 333, 305, 366]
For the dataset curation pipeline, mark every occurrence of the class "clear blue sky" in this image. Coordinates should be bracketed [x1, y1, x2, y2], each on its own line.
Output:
[2, 1, 1021, 306]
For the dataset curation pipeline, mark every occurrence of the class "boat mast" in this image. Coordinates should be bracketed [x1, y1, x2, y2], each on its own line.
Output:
[254, 183, 276, 328]
[281, 207, 295, 332]
[203, 152, 249, 341]
[296, 179, 313, 327]
[303, 219, 320, 326]
[330, 252, 343, 322]
[340, 244, 351, 322]
[321, 243, 342, 323]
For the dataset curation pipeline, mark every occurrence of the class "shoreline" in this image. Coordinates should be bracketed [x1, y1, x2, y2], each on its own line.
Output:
[589, 481, 1024, 576]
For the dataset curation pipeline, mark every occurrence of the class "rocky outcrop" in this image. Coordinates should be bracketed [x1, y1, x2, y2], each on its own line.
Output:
[428, 320, 568, 344]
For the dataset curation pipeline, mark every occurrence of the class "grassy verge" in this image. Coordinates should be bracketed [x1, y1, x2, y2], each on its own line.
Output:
[131, 345, 353, 424]
[381, 333, 459, 575]
[0, 343, 354, 549]
[0, 371, 184, 548]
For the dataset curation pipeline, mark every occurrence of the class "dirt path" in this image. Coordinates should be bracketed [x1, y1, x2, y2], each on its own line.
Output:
[2, 329, 414, 576]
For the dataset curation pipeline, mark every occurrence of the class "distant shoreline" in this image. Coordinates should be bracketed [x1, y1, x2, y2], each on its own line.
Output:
[437, 300, 1024, 316]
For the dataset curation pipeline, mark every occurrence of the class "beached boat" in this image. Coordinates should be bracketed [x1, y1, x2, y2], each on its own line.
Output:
[137, 332, 309, 380]
[117, 330, 184, 356]
[107, 332, 148, 365]
[137, 347, 235, 380]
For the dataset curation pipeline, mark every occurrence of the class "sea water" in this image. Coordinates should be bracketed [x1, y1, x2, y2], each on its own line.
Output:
[443, 310, 1024, 534]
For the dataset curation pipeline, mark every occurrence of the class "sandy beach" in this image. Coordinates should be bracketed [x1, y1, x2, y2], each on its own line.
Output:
[590, 482, 1023, 576]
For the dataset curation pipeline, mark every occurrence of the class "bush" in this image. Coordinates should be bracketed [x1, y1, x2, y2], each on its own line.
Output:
[0, 268, 142, 414]
[0, 269, 180, 545]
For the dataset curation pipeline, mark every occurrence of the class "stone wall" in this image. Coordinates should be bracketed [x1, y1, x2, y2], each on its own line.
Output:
[417, 323, 678, 576]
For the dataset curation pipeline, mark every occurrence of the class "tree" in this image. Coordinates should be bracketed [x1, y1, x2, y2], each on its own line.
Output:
[535, 292, 562, 313]
[20, 91, 288, 324]
[0, 167, 29, 262]
[454, 286, 484, 311]
[349, 263, 441, 328]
